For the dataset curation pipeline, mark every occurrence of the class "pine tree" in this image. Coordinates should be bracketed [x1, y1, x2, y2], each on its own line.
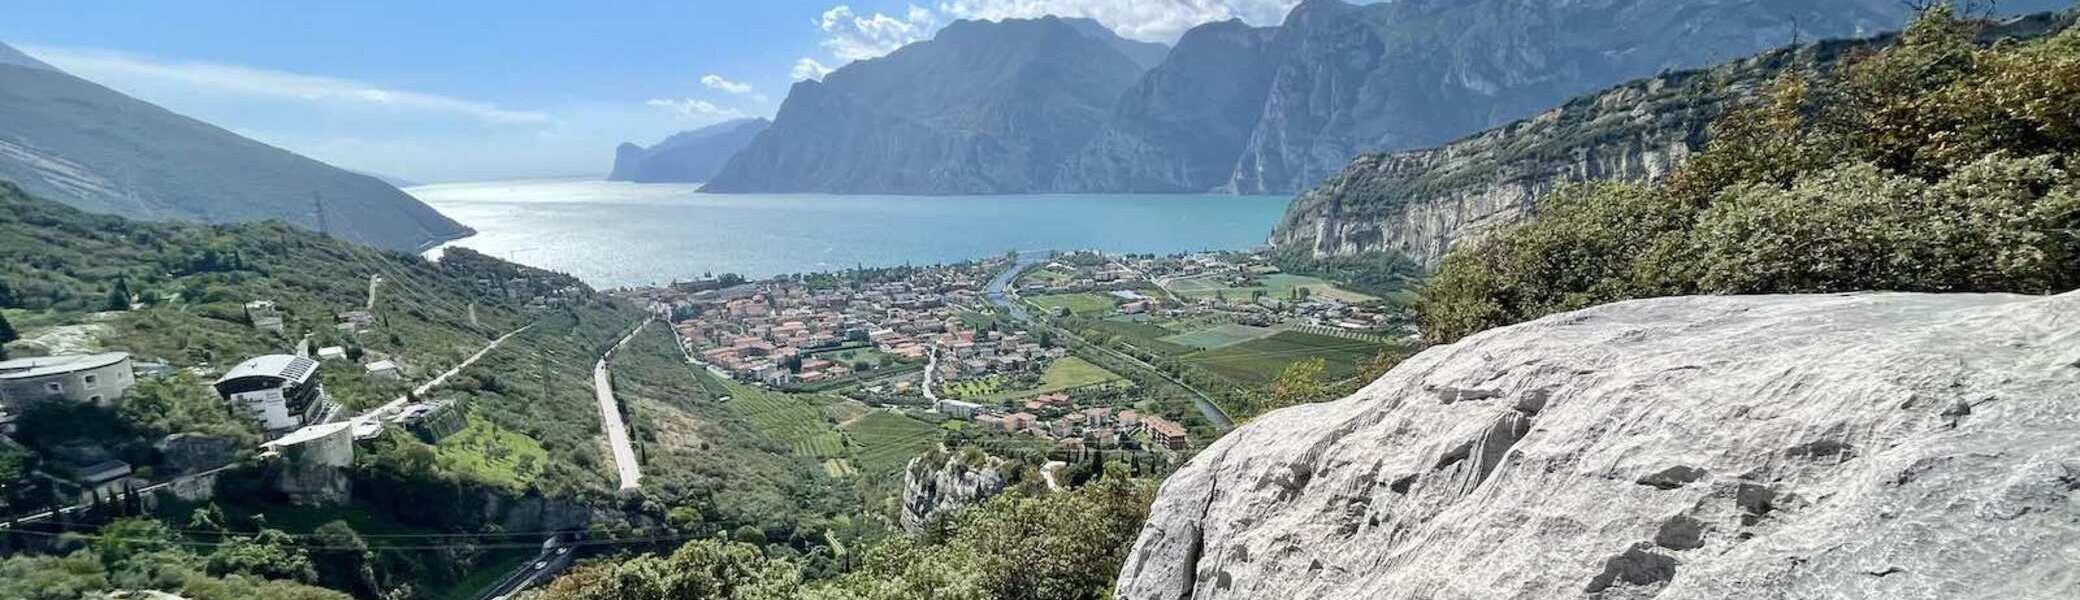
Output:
[106, 278, 132, 311]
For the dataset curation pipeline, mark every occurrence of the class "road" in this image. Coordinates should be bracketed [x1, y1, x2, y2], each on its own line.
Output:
[472, 541, 578, 600]
[350, 324, 533, 437]
[595, 319, 649, 491]
[982, 254, 1234, 431]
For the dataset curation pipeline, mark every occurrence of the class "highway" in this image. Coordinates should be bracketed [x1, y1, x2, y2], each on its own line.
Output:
[471, 538, 579, 600]
[595, 319, 649, 491]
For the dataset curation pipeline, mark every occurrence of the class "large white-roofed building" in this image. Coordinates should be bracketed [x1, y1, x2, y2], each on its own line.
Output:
[213, 354, 331, 434]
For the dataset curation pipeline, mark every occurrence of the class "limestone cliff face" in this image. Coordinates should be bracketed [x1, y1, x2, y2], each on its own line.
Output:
[1270, 11, 2077, 266]
[1267, 41, 1831, 266]
[1115, 291, 2080, 599]
[900, 452, 1008, 533]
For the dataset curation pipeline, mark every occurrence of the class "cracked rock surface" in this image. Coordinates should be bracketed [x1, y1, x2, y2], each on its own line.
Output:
[1116, 292, 2080, 599]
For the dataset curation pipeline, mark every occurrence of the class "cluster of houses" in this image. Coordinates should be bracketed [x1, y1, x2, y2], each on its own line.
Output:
[638, 261, 1074, 387]
[934, 392, 1190, 453]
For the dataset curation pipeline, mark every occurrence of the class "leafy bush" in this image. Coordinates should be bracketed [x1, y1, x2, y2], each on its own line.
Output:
[1420, 8, 2080, 343]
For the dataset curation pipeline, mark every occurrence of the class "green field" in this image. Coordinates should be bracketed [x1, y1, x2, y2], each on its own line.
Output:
[1088, 318, 1195, 356]
[1018, 267, 1074, 286]
[945, 375, 1006, 398]
[977, 356, 1128, 402]
[843, 411, 941, 478]
[433, 414, 550, 491]
[821, 459, 858, 477]
[1161, 323, 1278, 350]
[1027, 292, 1118, 316]
[814, 346, 902, 368]
[1165, 273, 1375, 304]
[1185, 331, 1392, 385]
[724, 381, 839, 448]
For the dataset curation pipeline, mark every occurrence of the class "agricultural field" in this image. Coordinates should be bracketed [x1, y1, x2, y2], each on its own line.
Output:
[977, 356, 1129, 402]
[1164, 273, 1376, 304]
[1185, 331, 1393, 385]
[821, 459, 857, 477]
[1087, 318, 1195, 356]
[842, 411, 942, 478]
[1027, 292, 1118, 316]
[433, 414, 550, 491]
[1160, 323, 1278, 350]
[723, 381, 839, 448]
[1018, 266, 1074, 286]
[793, 431, 849, 459]
[945, 375, 1006, 398]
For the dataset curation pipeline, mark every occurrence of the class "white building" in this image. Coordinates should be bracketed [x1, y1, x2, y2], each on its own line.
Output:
[364, 360, 402, 380]
[937, 399, 983, 419]
[0, 352, 135, 409]
[214, 355, 329, 433]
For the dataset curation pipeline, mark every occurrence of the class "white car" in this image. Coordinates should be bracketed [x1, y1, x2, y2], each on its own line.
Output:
[534, 561, 549, 570]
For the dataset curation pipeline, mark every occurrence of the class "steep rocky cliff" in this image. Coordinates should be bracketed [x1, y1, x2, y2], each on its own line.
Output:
[702, 17, 1153, 195]
[1052, 20, 1281, 193]
[1115, 291, 2080, 599]
[1269, 10, 2074, 266]
[608, 118, 770, 184]
[900, 450, 1009, 533]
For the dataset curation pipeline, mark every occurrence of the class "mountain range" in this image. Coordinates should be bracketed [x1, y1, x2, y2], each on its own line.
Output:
[701, 17, 1154, 194]
[0, 42, 471, 252]
[608, 118, 770, 184]
[689, 0, 2072, 196]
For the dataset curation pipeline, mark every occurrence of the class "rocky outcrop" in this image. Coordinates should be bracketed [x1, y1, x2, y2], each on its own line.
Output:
[1269, 10, 2077, 266]
[1116, 291, 2080, 599]
[900, 450, 1009, 533]
[1052, 20, 1280, 193]
[607, 118, 770, 184]
[154, 433, 241, 476]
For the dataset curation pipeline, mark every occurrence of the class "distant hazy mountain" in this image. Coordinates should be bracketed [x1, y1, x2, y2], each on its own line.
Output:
[0, 42, 471, 252]
[608, 118, 770, 184]
[701, 17, 1157, 195]
[0, 43, 56, 72]
[348, 169, 422, 189]
[1061, 0, 2078, 195]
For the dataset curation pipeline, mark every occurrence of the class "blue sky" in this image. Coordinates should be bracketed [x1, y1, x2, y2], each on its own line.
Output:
[0, 0, 1306, 183]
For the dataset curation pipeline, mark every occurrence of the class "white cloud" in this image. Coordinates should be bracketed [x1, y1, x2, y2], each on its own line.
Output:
[21, 44, 551, 125]
[935, 0, 1301, 42]
[791, 58, 836, 81]
[644, 98, 744, 121]
[816, 4, 939, 61]
[700, 74, 754, 95]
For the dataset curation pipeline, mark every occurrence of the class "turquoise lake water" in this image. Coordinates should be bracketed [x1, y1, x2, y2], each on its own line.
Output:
[409, 179, 1292, 288]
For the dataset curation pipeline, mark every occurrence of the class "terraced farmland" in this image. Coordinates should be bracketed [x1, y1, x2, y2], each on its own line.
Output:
[1185, 331, 1394, 385]
[843, 411, 941, 478]
[724, 381, 838, 447]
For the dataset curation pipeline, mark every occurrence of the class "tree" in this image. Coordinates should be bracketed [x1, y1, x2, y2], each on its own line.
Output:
[1264, 358, 1330, 413]
[307, 521, 379, 598]
[0, 311, 15, 360]
[105, 278, 132, 311]
[206, 529, 319, 583]
[537, 539, 801, 600]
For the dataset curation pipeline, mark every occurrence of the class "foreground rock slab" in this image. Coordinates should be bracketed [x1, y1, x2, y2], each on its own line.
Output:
[1117, 292, 2080, 599]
